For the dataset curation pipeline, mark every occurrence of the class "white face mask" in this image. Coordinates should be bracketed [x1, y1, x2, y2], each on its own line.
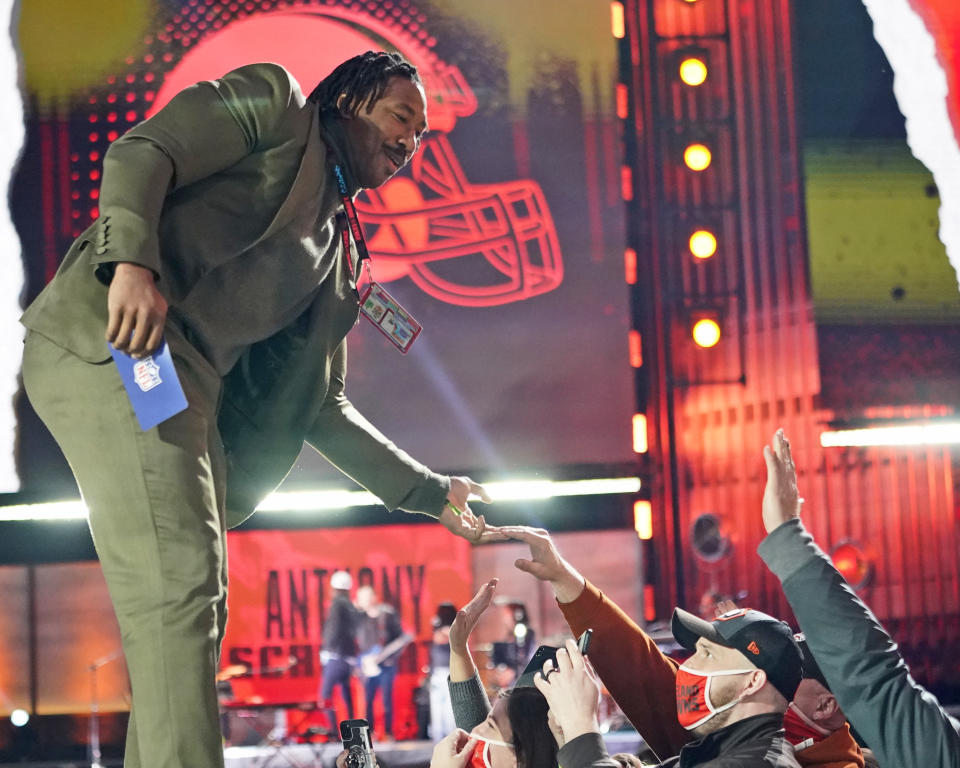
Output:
[475, 736, 513, 749]
[675, 663, 754, 731]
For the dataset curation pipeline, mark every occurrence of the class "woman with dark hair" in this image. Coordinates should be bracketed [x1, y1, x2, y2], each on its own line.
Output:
[502, 687, 559, 768]
[438, 580, 560, 768]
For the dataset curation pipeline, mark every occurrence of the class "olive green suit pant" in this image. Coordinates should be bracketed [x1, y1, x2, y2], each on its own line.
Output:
[23, 329, 228, 768]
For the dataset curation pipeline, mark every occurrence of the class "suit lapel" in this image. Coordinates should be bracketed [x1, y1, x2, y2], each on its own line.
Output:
[248, 106, 330, 249]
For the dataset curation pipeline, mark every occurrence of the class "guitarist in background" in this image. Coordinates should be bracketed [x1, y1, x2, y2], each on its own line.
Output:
[356, 585, 412, 740]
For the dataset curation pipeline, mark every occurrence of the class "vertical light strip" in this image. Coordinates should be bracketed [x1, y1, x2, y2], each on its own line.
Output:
[633, 500, 653, 539]
[0, 0, 25, 492]
[861, 0, 960, 285]
[632, 413, 649, 453]
[624, 247, 637, 284]
[628, 330, 643, 367]
[616, 83, 629, 119]
[611, 2, 626, 39]
[620, 165, 634, 200]
[643, 584, 656, 622]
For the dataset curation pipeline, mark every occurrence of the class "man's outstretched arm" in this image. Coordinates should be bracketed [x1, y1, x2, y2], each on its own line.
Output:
[307, 342, 500, 544]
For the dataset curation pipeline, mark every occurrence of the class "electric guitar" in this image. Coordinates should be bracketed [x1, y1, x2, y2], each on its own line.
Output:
[359, 633, 413, 678]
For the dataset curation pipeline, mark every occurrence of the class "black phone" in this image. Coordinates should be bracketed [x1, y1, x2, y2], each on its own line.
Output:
[340, 719, 375, 768]
[515, 629, 593, 688]
[577, 628, 593, 655]
[515, 645, 558, 688]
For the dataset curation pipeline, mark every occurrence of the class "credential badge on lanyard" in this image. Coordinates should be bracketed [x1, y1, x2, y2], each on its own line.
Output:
[334, 165, 423, 353]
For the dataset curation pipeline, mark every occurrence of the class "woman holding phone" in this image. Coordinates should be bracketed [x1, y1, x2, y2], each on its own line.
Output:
[431, 580, 559, 768]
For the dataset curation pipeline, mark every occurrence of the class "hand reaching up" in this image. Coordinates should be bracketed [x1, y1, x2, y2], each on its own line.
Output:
[448, 579, 498, 655]
[762, 429, 804, 534]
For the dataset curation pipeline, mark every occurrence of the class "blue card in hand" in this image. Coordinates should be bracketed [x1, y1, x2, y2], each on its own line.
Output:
[109, 338, 189, 431]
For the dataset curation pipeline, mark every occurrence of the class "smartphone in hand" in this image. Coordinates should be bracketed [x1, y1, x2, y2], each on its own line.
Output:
[577, 628, 593, 655]
[340, 719, 375, 768]
[515, 628, 593, 687]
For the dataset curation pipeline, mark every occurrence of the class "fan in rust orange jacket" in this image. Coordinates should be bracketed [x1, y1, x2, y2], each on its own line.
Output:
[556, 579, 863, 768]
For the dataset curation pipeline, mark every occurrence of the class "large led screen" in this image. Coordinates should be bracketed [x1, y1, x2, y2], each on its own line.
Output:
[15, 0, 633, 496]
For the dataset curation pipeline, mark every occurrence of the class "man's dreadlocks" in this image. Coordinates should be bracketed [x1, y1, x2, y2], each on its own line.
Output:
[308, 51, 421, 116]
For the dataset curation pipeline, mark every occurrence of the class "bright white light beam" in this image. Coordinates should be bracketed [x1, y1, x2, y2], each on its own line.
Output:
[820, 421, 960, 447]
[0, 476, 642, 521]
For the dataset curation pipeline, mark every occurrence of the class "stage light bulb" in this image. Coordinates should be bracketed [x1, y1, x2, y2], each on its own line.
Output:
[679, 57, 708, 86]
[692, 318, 721, 348]
[689, 230, 718, 259]
[684, 143, 712, 171]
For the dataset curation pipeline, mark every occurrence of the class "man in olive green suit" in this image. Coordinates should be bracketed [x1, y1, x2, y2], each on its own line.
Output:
[21, 52, 496, 767]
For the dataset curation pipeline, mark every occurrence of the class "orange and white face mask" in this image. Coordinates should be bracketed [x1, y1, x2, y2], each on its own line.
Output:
[469, 737, 515, 768]
[675, 664, 753, 730]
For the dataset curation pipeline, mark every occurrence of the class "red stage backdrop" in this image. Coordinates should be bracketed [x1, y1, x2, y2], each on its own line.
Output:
[220, 525, 473, 737]
[14, 0, 634, 492]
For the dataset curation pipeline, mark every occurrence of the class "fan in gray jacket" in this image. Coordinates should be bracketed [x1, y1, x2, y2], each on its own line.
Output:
[445, 579, 559, 768]
[758, 429, 960, 768]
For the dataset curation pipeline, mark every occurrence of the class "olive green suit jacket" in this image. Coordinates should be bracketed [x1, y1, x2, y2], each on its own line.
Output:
[22, 63, 448, 527]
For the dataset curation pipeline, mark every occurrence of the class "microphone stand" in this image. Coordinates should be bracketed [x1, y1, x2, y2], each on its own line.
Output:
[89, 649, 124, 768]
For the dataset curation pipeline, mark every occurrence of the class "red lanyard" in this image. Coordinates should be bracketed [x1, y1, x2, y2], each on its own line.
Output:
[332, 164, 424, 353]
[334, 165, 372, 290]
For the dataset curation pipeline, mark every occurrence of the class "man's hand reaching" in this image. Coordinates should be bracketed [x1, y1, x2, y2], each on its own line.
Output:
[440, 477, 504, 544]
[762, 428, 804, 534]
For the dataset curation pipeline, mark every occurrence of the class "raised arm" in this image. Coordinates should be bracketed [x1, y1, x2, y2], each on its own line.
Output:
[445, 580, 498, 732]
[758, 430, 960, 768]
[502, 526, 689, 761]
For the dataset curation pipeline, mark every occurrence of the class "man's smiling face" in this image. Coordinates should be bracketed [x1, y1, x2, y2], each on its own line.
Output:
[341, 75, 428, 189]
